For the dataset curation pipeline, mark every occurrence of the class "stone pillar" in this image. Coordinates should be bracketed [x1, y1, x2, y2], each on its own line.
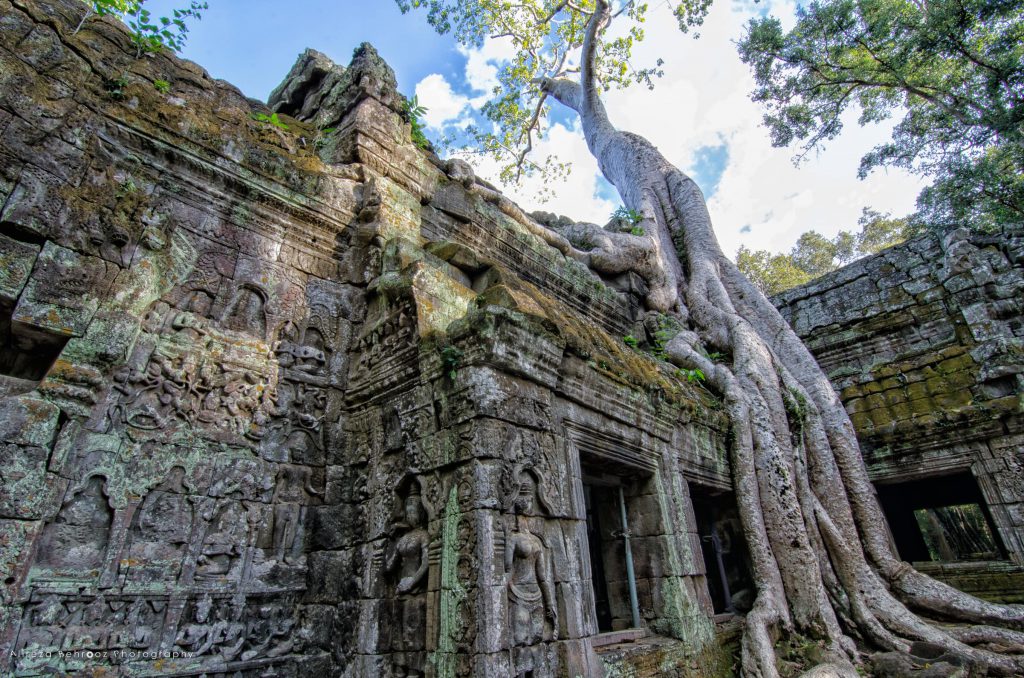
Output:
[973, 436, 1024, 565]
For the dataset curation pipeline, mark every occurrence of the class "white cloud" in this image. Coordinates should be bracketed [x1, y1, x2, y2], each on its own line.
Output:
[428, 0, 927, 256]
[595, 0, 926, 258]
[456, 120, 619, 225]
[460, 37, 517, 100]
[414, 73, 471, 131]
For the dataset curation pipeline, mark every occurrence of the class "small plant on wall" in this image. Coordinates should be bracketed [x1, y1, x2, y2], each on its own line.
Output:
[77, 1, 208, 58]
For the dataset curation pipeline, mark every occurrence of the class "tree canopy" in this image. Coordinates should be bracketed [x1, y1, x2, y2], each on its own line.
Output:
[394, 0, 716, 184]
[80, 0, 207, 56]
[739, 0, 1024, 232]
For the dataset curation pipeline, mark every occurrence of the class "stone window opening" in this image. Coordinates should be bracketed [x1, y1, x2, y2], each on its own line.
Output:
[580, 458, 648, 634]
[0, 301, 70, 395]
[690, 485, 754, 616]
[876, 472, 1008, 564]
[0, 226, 71, 396]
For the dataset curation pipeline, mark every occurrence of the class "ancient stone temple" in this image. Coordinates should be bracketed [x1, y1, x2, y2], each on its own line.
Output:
[0, 1, 1021, 676]
[773, 229, 1024, 602]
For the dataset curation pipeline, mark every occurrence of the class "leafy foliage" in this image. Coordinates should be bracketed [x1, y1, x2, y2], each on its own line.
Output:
[676, 367, 706, 383]
[440, 345, 464, 379]
[103, 75, 129, 100]
[313, 126, 336, 149]
[393, 1, 717, 186]
[81, 1, 207, 57]
[736, 246, 814, 296]
[790, 230, 855, 277]
[252, 112, 289, 131]
[856, 207, 916, 254]
[737, 208, 917, 294]
[611, 205, 644, 224]
[403, 95, 432, 150]
[153, 78, 170, 93]
[739, 0, 1024, 231]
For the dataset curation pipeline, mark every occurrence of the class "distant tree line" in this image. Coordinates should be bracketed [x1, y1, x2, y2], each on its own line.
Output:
[736, 208, 916, 295]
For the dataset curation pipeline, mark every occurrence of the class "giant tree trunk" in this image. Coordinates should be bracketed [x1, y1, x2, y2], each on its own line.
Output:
[539, 2, 1024, 675]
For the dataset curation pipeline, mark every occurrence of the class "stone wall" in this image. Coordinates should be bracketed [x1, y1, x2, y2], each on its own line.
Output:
[5, 1, 1020, 675]
[774, 227, 1024, 591]
[0, 1, 731, 675]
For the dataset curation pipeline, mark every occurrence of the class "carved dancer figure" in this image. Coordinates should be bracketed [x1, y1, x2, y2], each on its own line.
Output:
[271, 464, 321, 563]
[384, 486, 430, 594]
[382, 479, 432, 672]
[503, 470, 558, 646]
[175, 596, 215, 656]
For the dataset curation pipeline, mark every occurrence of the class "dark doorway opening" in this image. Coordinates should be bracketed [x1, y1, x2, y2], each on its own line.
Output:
[583, 483, 614, 632]
[580, 455, 645, 633]
[876, 472, 1006, 563]
[690, 485, 754, 615]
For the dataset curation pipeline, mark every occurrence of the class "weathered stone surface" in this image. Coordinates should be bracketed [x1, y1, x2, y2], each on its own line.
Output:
[0, 2, 725, 675]
[2, 0, 1021, 676]
[776, 226, 1024, 591]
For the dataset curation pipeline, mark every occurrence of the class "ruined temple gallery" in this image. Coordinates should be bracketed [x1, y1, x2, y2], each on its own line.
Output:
[0, 1, 1022, 676]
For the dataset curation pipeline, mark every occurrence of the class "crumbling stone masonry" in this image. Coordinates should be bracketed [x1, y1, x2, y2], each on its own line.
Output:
[0, 0, 1020, 676]
[0, 1, 731, 675]
[775, 227, 1024, 602]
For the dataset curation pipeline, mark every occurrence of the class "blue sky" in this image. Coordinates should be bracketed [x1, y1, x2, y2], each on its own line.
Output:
[145, 1, 456, 98]
[154, 0, 925, 258]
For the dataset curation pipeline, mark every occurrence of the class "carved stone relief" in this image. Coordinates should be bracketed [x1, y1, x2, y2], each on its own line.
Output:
[500, 466, 558, 651]
[35, 475, 113, 573]
[123, 466, 193, 583]
[381, 476, 434, 674]
[271, 464, 322, 564]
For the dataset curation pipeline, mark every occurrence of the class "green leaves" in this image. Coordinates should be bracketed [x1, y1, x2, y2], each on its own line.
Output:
[736, 208, 918, 295]
[611, 205, 644, 225]
[403, 95, 431, 150]
[674, 367, 705, 383]
[102, 74, 129, 100]
[739, 0, 1024, 231]
[252, 112, 289, 130]
[440, 345, 463, 380]
[736, 246, 813, 296]
[83, 1, 207, 57]
[396, 0, 669, 188]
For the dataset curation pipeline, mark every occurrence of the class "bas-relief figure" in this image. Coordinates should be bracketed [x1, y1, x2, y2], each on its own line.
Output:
[125, 466, 193, 582]
[380, 478, 433, 675]
[195, 499, 258, 580]
[240, 603, 298, 661]
[384, 482, 430, 595]
[117, 598, 162, 650]
[272, 464, 322, 564]
[212, 599, 247, 661]
[174, 595, 215, 655]
[222, 285, 269, 338]
[175, 596, 252, 660]
[502, 468, 558, 648]
[36, 475, 114, 572]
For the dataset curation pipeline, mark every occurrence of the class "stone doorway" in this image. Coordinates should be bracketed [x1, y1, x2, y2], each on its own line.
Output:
[583, 482, 615, 632]
[690, 486, 754, 615]
[580, 459, 646, 633]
